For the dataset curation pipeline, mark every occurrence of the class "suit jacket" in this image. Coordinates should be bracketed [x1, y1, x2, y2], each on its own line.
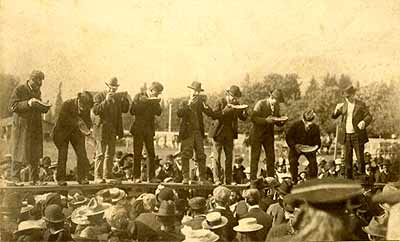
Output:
[9, 81, 48, 163]
[245, 206, 273, 241]
[133, 213, 161, 242]
[92, 91, 129, 141]
[250, 99, 283, 143]
[130, 92, 162, 137]
[285, 120, 321, 151]
[208, 97, 247, 140]
[53, 98, 92, 147]
[211, 207, 237, 242]
[177, 99, 214, 141]
[332, 99, 372, 145]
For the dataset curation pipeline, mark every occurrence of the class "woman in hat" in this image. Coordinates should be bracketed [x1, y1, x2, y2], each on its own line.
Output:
[284, 178, 366, 241]
[234, 218, 264, 242]
[14, 220, 44, 242]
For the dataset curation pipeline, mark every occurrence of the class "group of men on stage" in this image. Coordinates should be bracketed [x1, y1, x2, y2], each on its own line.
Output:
[7, 69, 372, 186]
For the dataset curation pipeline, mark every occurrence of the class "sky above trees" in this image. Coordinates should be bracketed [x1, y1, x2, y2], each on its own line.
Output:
[1, 0, 400, 102]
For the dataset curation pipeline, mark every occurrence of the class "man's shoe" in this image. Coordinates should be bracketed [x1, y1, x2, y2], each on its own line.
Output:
[182, 179, 189, 185]
[57, 181, 67, 186]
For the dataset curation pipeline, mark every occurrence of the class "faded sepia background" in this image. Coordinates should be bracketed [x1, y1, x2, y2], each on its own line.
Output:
[1, 0, 400, 101]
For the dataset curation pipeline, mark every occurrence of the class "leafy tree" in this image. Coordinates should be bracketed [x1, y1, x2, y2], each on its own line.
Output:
[54, 82, 63, 121]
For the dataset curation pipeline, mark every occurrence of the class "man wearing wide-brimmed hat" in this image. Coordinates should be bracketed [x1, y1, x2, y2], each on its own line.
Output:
[177, 81, 215, 184]
[13, 219, 45, 241]
[250, 89, 287, 180]
[332, 84, 372, 179]
[285, 110, 321, 183]
[130, 81, 164, 183]
[234, 217, 264, 242]
[208, 85, 248, 185]
[92, 77, 130, 184]
[9, 70, 50, 185]
[53, 91, 94, 186]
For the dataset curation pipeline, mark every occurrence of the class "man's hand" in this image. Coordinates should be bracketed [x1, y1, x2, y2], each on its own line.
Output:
[357, 120, 366, 130]
[106, 92, 114, 102]
[335, 103, 344, 112]
[265, 116, 274, 124]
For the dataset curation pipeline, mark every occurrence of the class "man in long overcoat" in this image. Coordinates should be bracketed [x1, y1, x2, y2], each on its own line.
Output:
[9, 70, 50, 185]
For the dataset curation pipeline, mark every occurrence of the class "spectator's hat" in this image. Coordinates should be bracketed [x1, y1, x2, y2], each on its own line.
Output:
[303, 110, 316, 122]
[149, 81, 164, 93]
[202, 212, 228, 230]
[270, 89, 284, 103]
[181, 228, 219, 242]
[13, 220, 44, 236]
[372, 182, 400, 209]
[249, 178, 266, 190]
[69, 193, 89, 207]
[284, 178, 363, 208]
[43, 204, 65, 223]
[20, 204, 34, 214]
[83, 198, 112, 216]
[71, 206, 90, 225]
[188, 197, 206, 211]
[362, 217, 387, 238]
[343, 84, 356, 95]
[96, 188, 127, 204]
[213, 186, 232, 204]
[233, 218, 263, 232]
[104, 205, 129, 231]
[226, 85, 242, 98]
[187, 81, 204, 92]
[154, 200, 177, 217]
[276, 181, 292, 196]
[105, 77, 119, 87]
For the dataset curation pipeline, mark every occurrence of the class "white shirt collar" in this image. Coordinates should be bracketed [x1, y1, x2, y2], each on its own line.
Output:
[248, 204, 260, 210]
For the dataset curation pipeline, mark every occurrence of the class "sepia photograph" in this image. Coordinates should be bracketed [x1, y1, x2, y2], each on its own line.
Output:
[0, 1, 400, 241]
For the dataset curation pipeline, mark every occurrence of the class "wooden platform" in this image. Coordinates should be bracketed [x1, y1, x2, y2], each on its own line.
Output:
[0, 181, 249, 193]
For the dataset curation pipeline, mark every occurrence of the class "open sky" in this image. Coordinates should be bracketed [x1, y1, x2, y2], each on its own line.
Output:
[1, 0, 400, 102]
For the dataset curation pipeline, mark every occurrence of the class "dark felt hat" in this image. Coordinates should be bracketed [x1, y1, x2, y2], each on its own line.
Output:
[276, 181, 292, 196]
[157, 187, 176, 203]
[343, 84, 356, 95]
[154, 200, 177, 217]
[187, 81, 204, 92]
[303, 110, 315, 122]
[188, 197, 207, 210]
[226, 85, 242, 98]
[249, 178, 266, 190]
[150, 81, 164, 93]
[105, 77, 119, 87]
[284, 178, 363, 206]
[43, 204, 65, 223]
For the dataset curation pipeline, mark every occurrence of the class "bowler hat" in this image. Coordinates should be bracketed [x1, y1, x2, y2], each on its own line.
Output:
[157, 187, 176, 203]
[303, 110, 315, 122]
[276, 182, 292, 196]
[284, 178, 362, 206]
[188, 197, 206, 210]
[226, 85, 242, 98]
[202, 212, 228, 230]
[187, 81, 204, 92]
[43, 204, 65, 223]
[234, 218, 263, 232]
[270, 89, 284, 103]
[149, 82, 164, 93]
[154, 200, 177, 217]
[105, 77, 119, 87]
[343, 85, 356, 95]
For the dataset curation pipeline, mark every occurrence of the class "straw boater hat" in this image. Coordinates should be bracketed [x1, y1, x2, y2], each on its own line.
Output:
[202, 212, 228, 230]
[362, 216, 387, 238]
[284, 178, 363, 208]
[234, 218, 264, 232]
[81, 198, 112, 217]
[13, 220, 44, 236]
[68, 193, 89, 207]
[181, 227, 219, 242]
[70, 206, 90, 225]
[96, 188, 127, 204]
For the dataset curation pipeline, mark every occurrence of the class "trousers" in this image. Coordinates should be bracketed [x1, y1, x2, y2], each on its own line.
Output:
[288, 149, 317, 183]
[180, 130, 206, 180]
[95, 136, 116, 180]
[250, 137, 275, 180]
[133, 133, 156, 181]
[213, 135, 234, 184]
[344, 133, 365, 179]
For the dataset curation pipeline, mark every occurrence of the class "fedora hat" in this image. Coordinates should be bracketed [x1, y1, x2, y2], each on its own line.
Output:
[187, 81, 204, 92]
[226, 85, 242, 98]
[154, 200, 177, 217]
[188, 197, 207, 211]
[182, 228, 219, 242]
[96, 188, 127, 204]
[69, 193, 89, 207]
[276, 182, 292, 196]
[83, 198, 112, 216]
[43, 204, 65, 223]
[362, 217, 387, 238]
[234, 218, 263, 232]
[13, 220, 44, 236]
[303, 110, 315, 122]
[284, 178, 362, 206]
[202, 212, 228, 230]
[105, 77, 119, 87]
[343, 84, 356, 95]
[149, 81, 164, 93]
[70, 206, 90, 225]
[372, 182, 400, 208]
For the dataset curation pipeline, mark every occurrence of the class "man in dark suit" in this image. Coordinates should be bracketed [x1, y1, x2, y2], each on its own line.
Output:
[208, 85, 248, 185]
[9, 70, 50, 185]
[285, 110, 321, 183]
[53, 91, 93, 185]
[243, 188, 273, 241]
[92, 77, 130, 184]
[332, 85, 372, 179]
[250, 89, 286, 180]
[130, 82, 163, 183]
[177, 81, 215, 184]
